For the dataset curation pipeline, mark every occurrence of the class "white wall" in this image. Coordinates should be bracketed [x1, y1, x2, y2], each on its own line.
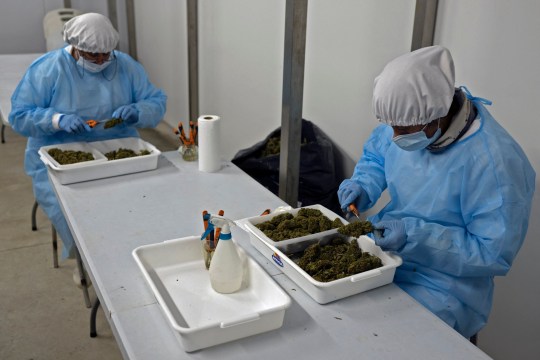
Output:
[303, 0, 415, 174]
[0, 1, 126, 55]
[0, 0, 60, 54]
[435, 1, 540, 358]
[193, 0, 415, 164]
[133, 0, 189, 128]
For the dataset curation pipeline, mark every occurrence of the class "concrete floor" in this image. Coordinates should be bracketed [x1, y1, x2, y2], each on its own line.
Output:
[0, 122, 178, 360]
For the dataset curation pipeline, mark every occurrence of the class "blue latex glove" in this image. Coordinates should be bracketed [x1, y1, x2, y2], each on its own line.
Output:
[58, 114, 91, 134]
[337, 179, 368, 214]
[112, 105, 139, 125]
[373, 220, 407, 251]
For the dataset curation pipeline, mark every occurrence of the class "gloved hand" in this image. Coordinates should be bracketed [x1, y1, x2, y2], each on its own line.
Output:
[372, 219, 407, 251]
[112, 105, 139, 125]
[338, 179, 368, 214]
[58, 114, 91, 134]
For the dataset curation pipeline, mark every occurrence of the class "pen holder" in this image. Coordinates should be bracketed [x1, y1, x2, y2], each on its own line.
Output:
[178, 143, 198, 161]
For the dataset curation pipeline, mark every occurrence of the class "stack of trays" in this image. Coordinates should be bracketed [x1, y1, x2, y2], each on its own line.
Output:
[244, 204, 402, 304]
[39, 137, 161, 184]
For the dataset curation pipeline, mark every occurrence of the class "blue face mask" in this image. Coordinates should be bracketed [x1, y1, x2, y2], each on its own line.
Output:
[76, 56, 112, 73]
[393, 122, 441, 151]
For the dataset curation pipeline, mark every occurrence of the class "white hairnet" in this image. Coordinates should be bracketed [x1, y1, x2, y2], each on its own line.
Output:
[63, 13, 119, 53]
[372, 45, 455, 126]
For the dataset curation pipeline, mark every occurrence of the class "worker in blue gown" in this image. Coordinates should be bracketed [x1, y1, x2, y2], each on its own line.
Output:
[9, 13, 167, 260]
[338, 46, 535, 339]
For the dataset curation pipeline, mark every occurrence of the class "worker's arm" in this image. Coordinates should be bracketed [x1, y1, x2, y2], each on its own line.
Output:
[397, 138, 535, 277]
[116, 53, 167, 128]
[9, 54, 59, 137]
[343, 124, 391, 212]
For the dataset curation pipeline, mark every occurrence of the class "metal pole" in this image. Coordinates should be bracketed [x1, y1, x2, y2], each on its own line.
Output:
[125, 0, 138, 60]
[411, 0, 439, 50]
[107, 0, 119, 31]
[63, 0, 72, 8]
[279, 0, 308, 207]
[187, 0, 199, 122]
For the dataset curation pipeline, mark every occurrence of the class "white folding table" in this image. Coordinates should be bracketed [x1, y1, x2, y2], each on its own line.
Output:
[47, 151, 493, 359]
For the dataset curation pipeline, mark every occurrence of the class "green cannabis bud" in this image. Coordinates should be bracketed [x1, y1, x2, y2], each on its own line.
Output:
[105, 148, 151, 160]
[337, 221, 375, 238]
[48, 148, 94, 165]
[255, 208, 343, 241]
[295, 237, 382, 282]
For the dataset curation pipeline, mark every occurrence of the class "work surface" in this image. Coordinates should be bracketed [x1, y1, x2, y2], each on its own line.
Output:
[48, 151, 491, 359]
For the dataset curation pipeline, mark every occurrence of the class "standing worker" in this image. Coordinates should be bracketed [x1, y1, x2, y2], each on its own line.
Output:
[338, 46, 535, 339]
[9, 13, 167, 260]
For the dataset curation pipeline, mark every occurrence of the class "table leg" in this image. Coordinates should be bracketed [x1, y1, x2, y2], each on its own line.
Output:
[90, 298, 101, 338]
[75, 249, 92, 308]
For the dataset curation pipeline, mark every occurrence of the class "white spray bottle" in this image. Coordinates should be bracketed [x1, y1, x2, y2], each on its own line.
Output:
[207, 215, 244, 294]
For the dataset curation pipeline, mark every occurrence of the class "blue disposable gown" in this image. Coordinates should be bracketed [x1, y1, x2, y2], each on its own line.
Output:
[349, 99, 535, 338]
[9, 47, 167, 259]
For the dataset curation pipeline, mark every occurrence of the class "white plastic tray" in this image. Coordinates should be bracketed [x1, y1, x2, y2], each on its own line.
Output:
[132, 236, 291, 352]
[39, 137, 161, 184]
[243, 204, 347, 249]
[246, 227, 402, 304]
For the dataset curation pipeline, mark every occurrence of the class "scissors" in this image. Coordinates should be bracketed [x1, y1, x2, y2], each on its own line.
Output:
[85, 118, 123, 129]
[348, 204, 360, 219]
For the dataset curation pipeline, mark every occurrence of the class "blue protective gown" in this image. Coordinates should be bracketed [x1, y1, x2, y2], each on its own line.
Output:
[349, 98, 535, 338]
[9, 47, 167, 259]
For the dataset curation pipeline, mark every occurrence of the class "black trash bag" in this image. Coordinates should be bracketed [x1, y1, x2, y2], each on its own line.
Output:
[232, 119, 342, 214]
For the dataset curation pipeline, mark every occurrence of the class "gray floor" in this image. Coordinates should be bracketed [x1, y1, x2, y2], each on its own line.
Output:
[0, 122, 179, 360]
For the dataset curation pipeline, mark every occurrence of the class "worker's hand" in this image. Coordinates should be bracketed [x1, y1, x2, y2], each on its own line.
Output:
[338, 180, 368, 214]
[112, 105, 139, 125]
[372, 219, 407, 251]
[58, 114, 91, 134]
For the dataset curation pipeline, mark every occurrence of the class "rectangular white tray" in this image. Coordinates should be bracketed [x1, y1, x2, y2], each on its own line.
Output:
[247, 228, 402, 304]
[132, 236, 291, 352]
[243, 204, 347, 249]
[39, 137, 161, 184]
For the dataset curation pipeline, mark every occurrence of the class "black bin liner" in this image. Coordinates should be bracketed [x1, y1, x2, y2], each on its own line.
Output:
[232, 119, 342, 215]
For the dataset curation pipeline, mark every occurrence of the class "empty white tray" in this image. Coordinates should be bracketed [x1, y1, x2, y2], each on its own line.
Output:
[39, 137, 160, 184]
[132, 236, 291, 352]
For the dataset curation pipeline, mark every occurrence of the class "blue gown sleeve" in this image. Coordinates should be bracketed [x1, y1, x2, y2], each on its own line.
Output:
[125, 58, 167, 127]
[398, 139, 535, 278]
[349, 124, 391, 211]
[9, 56, 59, 137]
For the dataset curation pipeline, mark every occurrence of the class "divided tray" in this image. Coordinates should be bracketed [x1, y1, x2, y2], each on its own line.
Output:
[39, 137, 160, 184]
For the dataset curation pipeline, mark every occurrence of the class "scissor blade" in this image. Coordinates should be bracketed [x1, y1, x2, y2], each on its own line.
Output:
[348, 204, 360, 219]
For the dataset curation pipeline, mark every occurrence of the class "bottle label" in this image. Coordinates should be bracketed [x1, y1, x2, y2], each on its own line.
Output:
[271, 252, 284, 267]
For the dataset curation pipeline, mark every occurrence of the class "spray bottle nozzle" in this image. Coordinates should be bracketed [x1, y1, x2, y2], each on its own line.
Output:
[208, 215, 235, 238]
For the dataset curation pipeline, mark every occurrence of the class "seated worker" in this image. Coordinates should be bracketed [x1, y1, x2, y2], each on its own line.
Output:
[9, 13, 167, 259]
[338, 45, 535, 339]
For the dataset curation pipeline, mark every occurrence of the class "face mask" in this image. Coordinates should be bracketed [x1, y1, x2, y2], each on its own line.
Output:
[393, 122, 441, 151]
[76, 57, 112, 73]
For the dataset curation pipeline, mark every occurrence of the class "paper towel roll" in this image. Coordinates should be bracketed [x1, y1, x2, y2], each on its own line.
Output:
[198, 115, 222, 172]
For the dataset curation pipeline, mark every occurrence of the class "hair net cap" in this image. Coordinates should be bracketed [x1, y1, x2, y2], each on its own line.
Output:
[63, 13, 119, 53]
[373, 46, 455, 126]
